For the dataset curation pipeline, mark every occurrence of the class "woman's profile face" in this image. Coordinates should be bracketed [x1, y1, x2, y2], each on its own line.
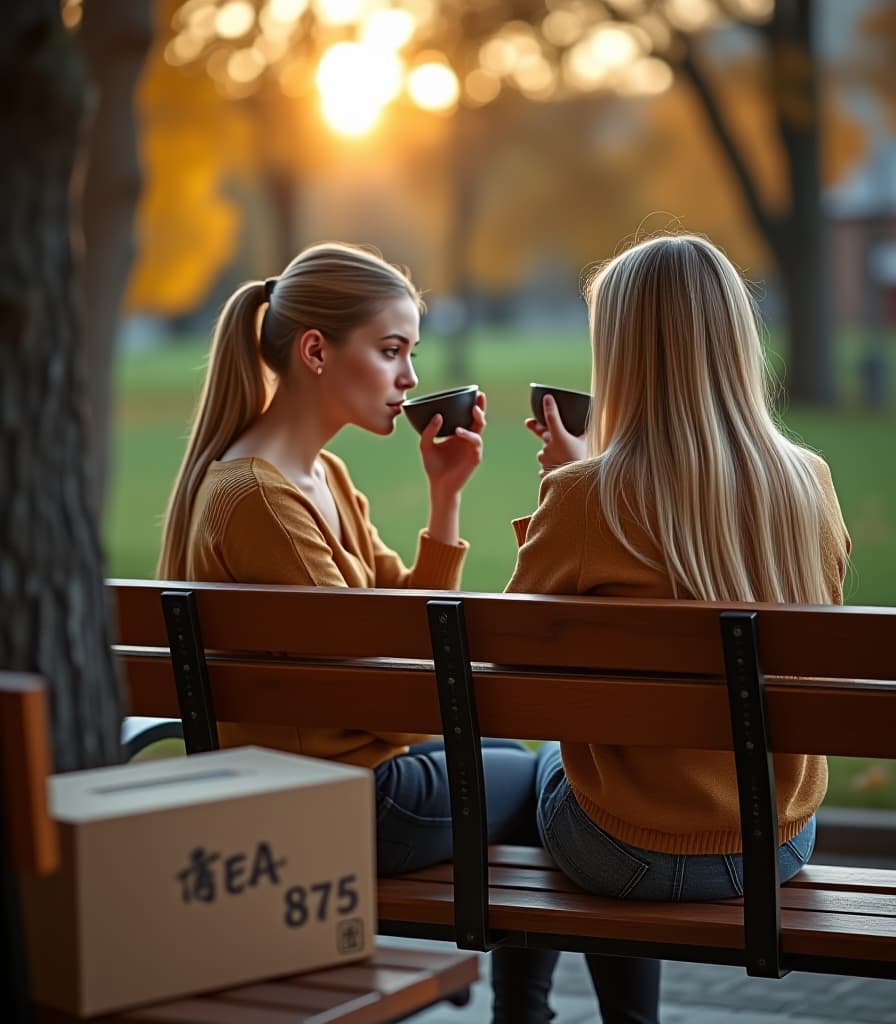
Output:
[321, 294, 421, 436]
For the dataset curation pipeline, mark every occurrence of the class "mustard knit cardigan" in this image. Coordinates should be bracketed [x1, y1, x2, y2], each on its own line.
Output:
[506, 450, 851, 855]
[184, 451, 467, 767]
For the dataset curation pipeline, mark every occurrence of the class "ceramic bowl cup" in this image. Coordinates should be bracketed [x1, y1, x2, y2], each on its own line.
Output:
[402, 385, 479, 438]
[529, 383, 592, 437]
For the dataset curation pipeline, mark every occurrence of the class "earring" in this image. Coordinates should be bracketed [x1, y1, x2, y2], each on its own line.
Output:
[316, 366, 323, 375]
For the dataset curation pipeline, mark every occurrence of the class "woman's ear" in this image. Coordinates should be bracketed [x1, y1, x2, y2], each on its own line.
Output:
[295, 329, 326, 375]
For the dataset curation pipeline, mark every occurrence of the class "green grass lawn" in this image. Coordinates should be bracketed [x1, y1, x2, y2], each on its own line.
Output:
[106, 329, 896, 810]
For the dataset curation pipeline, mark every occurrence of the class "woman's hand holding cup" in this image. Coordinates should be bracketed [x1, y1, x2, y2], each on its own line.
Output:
[420, 390, 486, 499]
[525, 394, 587, 476]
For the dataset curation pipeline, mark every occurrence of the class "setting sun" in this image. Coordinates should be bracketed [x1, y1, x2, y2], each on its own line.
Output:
[316, 42, 404, 136]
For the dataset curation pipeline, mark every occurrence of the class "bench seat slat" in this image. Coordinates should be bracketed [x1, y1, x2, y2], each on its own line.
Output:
[281, 964, 441, 996]
[34, 946, 478, 1024]
[378, 879, 896, 963]
[400, 862, 896, 919]
[786, 865, 896, 895]
[379, 877, 747, 944]
[218, 983, 376, 1013]
[125, 997, 306, 1023]
[113, 583, 896, 682]
[486, 847, 896, 896]
[120, 655, 896, 758]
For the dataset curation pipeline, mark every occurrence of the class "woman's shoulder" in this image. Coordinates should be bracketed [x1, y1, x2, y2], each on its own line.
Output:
[539, 456, 602, 501]
[200, 457, 307, 521]
[793, 445, 831, 476]
[787, 445, 838, 499]
[204, 456, 286, 495]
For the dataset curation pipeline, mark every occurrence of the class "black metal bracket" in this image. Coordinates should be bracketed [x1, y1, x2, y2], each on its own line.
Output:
[720, 611, 787, 978]
[426, 599, 499, 952]
[161, 590, 219, 755]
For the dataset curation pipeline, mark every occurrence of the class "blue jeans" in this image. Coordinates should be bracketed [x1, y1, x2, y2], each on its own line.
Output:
[375, 739, 660, 1024]
[375, 738, 539, 874]
[536, 742, 816, 901]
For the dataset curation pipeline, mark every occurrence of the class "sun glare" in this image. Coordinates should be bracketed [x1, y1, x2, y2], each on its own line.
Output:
[314, 0, 364, 28]
[266, 0, 310, 23]
[316, 42, 404, 136]
[362, 8, 416, 50]
[165, 0, 698, 121]
[215, 0, 256, 39]
[321, 93, 383, 137]
[407, 61, 460, 112]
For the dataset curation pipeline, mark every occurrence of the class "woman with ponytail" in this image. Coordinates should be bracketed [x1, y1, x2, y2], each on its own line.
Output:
[510, 234, 851, 914]
[159, 242, 580, 1023]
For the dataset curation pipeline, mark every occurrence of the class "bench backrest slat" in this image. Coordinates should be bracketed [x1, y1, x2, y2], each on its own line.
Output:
[120, 652, 896, 758]
[114, 581, 896, 682]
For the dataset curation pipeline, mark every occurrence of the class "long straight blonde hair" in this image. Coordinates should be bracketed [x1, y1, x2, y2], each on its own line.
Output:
[585, 234, 839, 604]
[157, 243, 421, 580]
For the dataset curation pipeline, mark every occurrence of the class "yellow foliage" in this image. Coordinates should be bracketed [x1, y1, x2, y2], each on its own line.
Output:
[126, 0, 250, 316]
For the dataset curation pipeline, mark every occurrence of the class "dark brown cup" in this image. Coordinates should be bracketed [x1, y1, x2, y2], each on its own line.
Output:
[402, 385, 479, 438]
[529, 383, 592, 437]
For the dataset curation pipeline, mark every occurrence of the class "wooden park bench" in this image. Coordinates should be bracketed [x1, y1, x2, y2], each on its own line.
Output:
[0, 674, 478, 1023]
[110, 579, 896, 983]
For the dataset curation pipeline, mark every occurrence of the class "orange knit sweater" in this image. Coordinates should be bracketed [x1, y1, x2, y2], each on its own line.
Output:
[506, 450, 851, 855]
[184, 452, 467, 767]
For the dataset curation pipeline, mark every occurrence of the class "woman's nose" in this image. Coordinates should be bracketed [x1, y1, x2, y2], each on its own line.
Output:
[399, 361, 418, 390]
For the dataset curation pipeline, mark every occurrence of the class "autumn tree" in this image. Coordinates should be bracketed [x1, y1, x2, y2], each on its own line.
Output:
[152, 1, 843, 402]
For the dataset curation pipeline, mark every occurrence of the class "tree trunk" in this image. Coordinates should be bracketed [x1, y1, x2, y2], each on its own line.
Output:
[767, 0, 835, 404]
[0, 2, 123, 772]
[80, 0, 154, 519]
[266, 166, 303, 272]
[445, 107, 477, 383]
[682, 1, 835, 406]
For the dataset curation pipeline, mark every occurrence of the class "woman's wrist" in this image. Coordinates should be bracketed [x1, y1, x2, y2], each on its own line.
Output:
[426, 487, 462, 546]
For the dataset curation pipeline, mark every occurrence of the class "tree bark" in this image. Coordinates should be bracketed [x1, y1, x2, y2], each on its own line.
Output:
[445, 106, 477, 383]
[766, 0, 835, 404]
[80, 0, 154, 519]
[681, 1, 835, 405]
[0, 1, 123, 772]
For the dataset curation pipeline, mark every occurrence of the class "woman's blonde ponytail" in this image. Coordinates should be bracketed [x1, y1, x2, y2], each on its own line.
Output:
[157, 281, 267, 579]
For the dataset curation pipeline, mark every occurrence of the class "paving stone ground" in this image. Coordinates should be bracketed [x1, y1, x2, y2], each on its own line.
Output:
[408, 950, 896, 1024]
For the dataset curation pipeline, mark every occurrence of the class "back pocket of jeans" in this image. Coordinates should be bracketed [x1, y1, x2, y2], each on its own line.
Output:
[546, 791, 650, 899]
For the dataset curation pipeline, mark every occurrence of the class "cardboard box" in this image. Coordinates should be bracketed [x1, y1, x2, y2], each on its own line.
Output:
[21, 746, 376, 1017]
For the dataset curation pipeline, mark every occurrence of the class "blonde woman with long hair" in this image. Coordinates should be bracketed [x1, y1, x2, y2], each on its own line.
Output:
[158, 241, 600, 1023]
[510, 235, 851, 915]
